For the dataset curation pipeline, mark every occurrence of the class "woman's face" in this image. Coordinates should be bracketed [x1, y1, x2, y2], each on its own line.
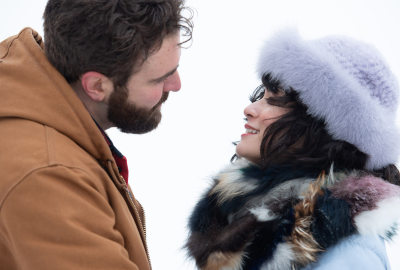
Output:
[236, 90, 290, 165]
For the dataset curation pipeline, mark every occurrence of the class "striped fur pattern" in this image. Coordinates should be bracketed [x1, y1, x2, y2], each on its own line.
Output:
[204, 251, 245, 270]
[186, 162, 400, 270]
[290, 177, 325, 267]
[260, 243, 295, 270]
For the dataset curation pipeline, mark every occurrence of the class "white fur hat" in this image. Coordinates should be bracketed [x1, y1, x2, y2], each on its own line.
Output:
[257, 29, 400, 170]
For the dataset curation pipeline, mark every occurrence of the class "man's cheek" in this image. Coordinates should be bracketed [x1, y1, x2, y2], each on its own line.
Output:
[148, 89, 164, 104]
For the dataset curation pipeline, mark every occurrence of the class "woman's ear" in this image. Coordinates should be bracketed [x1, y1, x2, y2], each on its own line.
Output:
[81, 71, 114, 102]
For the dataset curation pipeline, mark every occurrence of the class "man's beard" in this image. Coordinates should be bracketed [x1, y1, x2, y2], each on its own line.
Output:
[107, 86, 169, 134]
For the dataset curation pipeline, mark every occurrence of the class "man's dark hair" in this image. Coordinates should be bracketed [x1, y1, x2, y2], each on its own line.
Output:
[233, 73, 400, 185]
[43, 0, 193, 87]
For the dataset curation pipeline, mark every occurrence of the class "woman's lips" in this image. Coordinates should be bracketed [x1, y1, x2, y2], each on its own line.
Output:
[242, 124, 260, 136]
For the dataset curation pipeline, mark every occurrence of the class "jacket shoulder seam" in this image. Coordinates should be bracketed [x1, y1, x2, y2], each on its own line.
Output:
[0, 164, 107, 210]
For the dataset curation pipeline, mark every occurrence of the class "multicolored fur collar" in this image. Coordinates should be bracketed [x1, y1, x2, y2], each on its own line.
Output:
[186, 160, 400, 270]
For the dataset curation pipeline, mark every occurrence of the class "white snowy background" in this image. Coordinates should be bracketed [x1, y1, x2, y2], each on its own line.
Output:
[1, 0, 400, 269]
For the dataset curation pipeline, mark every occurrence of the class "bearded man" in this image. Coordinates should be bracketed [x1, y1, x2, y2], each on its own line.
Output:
[0, 0, 193, 269]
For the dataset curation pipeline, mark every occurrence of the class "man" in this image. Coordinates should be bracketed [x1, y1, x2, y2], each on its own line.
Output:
[0, 0, 193, 269]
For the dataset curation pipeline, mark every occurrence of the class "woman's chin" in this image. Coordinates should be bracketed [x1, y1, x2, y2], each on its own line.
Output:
[235, 142, 246, 158]
[236, 143, 257, 161]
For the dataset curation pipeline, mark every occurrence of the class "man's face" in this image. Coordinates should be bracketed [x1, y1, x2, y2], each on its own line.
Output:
[107, 34, 181, 134]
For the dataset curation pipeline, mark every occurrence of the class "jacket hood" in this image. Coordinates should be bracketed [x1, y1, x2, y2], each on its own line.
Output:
[0, 28, 113, 169]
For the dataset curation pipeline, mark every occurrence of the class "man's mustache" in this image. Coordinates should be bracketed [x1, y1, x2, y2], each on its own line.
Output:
[152, 92, 169, 110]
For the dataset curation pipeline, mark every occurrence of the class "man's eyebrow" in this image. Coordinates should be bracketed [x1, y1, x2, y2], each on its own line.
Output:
[150, 65, 179, 83]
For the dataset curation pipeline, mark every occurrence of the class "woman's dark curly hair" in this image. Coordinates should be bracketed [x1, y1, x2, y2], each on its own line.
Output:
[234, 73, 400, 185]
[43, 0, 193, 87]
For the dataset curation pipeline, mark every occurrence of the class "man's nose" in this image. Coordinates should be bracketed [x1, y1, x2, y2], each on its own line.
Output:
[164, 71, 181, 92]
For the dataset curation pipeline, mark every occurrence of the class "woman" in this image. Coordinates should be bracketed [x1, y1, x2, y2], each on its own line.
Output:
[185, 29, 400, 270]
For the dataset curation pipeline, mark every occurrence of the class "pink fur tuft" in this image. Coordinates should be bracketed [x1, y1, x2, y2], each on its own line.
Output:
[330, 175, 400, 216]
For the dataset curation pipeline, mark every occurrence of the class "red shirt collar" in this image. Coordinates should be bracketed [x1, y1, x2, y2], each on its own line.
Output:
[94, 121, 129, 184]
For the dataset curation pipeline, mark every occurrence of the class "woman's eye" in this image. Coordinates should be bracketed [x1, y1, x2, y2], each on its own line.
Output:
[243, 118, 248, 122]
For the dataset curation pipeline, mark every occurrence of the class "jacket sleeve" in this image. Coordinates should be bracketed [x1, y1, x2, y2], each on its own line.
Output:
[0, 165, 140, 270]
[304, 235, 390, 270]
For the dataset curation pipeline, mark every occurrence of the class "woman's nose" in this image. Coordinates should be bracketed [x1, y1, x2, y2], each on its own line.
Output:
[244, 103, 258, 118]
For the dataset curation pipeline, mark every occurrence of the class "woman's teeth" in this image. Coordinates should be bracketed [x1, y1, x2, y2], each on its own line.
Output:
[246, 128, 259, 134]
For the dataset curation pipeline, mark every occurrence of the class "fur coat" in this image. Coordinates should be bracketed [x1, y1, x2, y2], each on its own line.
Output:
[185, 160, 400, 270]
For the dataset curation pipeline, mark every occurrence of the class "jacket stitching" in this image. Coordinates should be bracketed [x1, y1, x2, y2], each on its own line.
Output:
[0, 164, 107, 210]
[0, 165, 110, 262]
[45, 126, 57, 165]
[0, 27, 32, 59]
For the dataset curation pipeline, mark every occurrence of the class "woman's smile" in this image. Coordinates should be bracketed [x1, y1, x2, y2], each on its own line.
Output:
[242, 124, 260, 136]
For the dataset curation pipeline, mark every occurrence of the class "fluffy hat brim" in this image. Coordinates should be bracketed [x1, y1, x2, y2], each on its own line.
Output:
[257, 28, 400, 170]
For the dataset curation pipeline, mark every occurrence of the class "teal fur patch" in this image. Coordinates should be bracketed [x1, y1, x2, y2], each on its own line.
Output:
[385, 222, 398, 241]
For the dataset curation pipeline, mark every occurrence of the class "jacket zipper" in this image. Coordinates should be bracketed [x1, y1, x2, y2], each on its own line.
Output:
[121, 175, 152, 270]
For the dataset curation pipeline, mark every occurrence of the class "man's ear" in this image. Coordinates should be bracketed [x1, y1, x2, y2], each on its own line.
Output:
[81, 71, 114, 102]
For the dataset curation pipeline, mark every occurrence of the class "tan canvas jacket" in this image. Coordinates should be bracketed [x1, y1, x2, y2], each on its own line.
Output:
[0, 28, 151, 270]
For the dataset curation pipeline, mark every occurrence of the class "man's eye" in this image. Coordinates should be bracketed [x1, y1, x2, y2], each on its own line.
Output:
[157, 77, 169, 83]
